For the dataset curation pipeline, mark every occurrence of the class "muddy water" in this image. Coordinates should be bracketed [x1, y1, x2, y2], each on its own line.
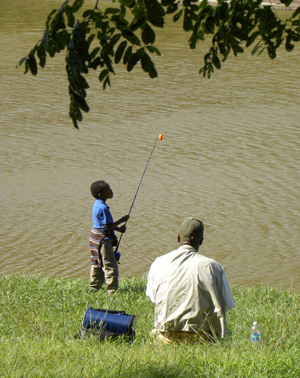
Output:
[1, 0, 299, 290]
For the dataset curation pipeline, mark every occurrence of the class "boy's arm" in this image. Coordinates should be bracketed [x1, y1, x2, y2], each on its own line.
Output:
[104, 215, 129, 231]
[114, 225, 126, 233]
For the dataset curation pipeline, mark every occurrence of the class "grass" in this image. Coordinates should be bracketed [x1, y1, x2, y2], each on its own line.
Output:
[0, 274, 299, 377]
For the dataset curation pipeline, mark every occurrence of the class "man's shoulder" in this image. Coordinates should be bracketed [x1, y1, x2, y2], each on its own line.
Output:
[196, 254, 218, 264]
[164, 249, 180, 258]
[195, 254, 224, 274]
[153, 249, 179, 263]
[150, 250, 178, 273]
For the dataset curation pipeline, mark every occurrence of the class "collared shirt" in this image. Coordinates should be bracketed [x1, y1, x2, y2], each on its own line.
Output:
[92, 199, 114, 236]
[146, 245, 234, 335]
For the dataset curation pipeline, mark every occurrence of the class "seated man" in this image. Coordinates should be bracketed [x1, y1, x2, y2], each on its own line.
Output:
[146, 217, 234, 343]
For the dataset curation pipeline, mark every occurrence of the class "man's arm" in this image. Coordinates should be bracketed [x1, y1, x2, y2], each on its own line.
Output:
[146, 263, 156, 303]
[202, 262, 233, 338]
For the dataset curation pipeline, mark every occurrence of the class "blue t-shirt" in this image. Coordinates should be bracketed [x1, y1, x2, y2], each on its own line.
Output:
[92, 200, 114, 236]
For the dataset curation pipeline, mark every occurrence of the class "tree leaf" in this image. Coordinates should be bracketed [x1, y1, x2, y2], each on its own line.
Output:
[28, 54, 38, 76]
[161, 0, 177, 6]
[146, 45, 161, 56]
[83, 9, 93, 18]
[89, 47, 100, 61]
[18, 57, 27, 67]
[173, 10, 183, 22]
[183, 10, 193, 31]
[279, 0, 293, 6]
[87, 34, 96, 47]
[144, 0, 165, 28]
[99, 68, 109, 82]
[142, 23, 156, 44]
[285, 36, 294, 51]
[103, 75, 111, 89]
[105, 7, 120, 15]
[122, 29, 141, 45]
[127, 53, 138, 72]
[69, 100, 82, 127]
[123, 46, 132, 64]
[120, 5, 126, 19]
[115, 40, 127, 63]
[70, 0, 84, 13]
[267, 47, 276, 59]
[148, 66, 158, 78]
[37, 46, 46, 68]
[119, 0, 135, 9]
[130, 17, 146, 32]
[24, 59, 30, 74]
[232, 42, 244, 55]
[166, 4, 179, 15]
[189, 34, 197, 49]
[46, 9, 58, 29]
[109, 33, 122, 50]
[246, 31, 260, 47]
[205, 17, 215, 34]
[292, 7, 300, 19]
[66, 11, 75, 27]
[127, 47, 144, 71]
[103, 55, 115, 73]
[141, 52, 153, 73]
[54, 30, 69, 50]
[72, 92, 89, 112]
[212, 54, 221, 69]
[70, 104, 80, 128]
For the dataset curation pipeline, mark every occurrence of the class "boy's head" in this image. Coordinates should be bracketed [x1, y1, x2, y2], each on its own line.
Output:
[90, 181, 113, 200]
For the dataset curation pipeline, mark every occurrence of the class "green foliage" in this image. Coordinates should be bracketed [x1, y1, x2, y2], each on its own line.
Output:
[18, 0, 300, 128]
[0, 274, 299, 377]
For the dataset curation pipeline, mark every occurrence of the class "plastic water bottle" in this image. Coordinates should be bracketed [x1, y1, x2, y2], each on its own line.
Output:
[251, 321, 261, 343]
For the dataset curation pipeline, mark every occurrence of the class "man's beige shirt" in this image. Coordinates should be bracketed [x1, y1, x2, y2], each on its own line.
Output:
[146, 245, 235, 335]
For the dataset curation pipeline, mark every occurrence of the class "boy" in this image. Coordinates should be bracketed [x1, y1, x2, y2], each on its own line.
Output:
[89, 180, 129, 293]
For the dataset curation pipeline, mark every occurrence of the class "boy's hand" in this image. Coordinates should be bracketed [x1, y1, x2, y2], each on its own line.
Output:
[119, 225, 127, 233]
[122, 215, 129, 222]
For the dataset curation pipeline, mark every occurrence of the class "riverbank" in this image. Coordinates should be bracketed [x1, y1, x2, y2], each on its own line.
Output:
[1, 274, 299, 377]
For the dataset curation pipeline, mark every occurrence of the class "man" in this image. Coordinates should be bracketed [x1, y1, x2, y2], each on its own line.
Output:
[146, 217, 234, 343]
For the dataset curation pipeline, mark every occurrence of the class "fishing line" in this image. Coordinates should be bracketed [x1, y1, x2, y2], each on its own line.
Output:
[115, 134, 163, 254]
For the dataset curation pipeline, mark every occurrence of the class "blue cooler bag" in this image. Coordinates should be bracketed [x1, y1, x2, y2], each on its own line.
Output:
[79, 308, 137, 340]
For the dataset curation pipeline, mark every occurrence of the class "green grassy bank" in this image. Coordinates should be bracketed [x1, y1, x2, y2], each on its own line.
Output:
[0, 274, 299, 377]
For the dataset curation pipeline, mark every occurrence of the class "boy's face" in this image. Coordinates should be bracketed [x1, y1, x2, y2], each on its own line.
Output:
[100, 182, 113, 200]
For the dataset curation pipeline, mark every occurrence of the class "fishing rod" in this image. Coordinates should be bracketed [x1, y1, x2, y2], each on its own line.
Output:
[115, 134, 163, 254]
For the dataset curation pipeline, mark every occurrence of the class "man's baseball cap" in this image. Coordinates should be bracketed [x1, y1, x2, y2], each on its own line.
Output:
[179, 217, 204, 245]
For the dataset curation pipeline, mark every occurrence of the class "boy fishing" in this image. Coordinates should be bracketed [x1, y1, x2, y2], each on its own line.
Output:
[89, 180, 129, 293]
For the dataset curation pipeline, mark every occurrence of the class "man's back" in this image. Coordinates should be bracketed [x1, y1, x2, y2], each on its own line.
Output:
[146, 245, 234, 336]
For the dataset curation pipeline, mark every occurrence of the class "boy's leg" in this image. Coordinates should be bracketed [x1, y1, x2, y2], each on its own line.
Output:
[89, 228, 106, 291]
[89, 264, 105, 291]
[101, 239, 118, 293]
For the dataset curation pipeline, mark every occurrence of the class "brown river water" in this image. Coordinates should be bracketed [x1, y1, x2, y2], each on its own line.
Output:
[1, 0, 300, 291]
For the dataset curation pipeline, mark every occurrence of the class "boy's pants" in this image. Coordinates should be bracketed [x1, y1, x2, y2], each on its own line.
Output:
[89, 239, 118, 293]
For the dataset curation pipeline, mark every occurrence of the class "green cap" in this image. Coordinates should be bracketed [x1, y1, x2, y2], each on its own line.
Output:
[179, 217, 204, 246]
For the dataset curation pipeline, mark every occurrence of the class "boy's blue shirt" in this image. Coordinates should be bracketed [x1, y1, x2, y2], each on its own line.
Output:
[92, 199, 114, 235]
